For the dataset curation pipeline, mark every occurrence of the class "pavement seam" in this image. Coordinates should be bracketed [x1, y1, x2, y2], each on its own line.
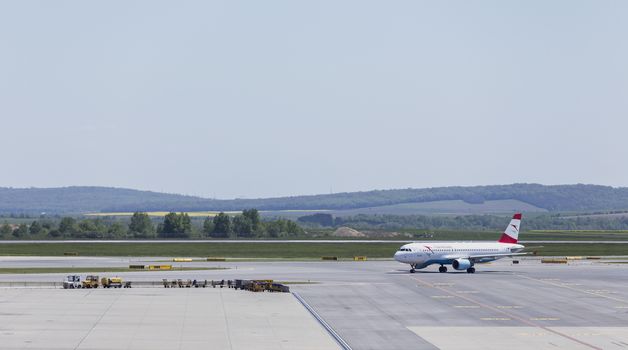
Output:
[178, 289, 190, 350]
[73, 291, 123, 350]
[127, 291, 155, 350]
[218, 288, 234, 350]
[265, 295, 284, 350]
[292, 292, 352, 350]
[409, 275, 603, 350]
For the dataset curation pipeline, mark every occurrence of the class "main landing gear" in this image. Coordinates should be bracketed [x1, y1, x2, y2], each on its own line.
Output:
[466, 267, 476, 274]
[438, 265, 447, 273]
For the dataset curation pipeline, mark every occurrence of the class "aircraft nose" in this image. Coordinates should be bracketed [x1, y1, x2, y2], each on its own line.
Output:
[394, 251, 401, 262]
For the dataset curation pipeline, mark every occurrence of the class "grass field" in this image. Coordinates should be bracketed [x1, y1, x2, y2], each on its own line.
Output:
[85, 211, 227, 217]
[0, 267, 224, 274]
[330, 199, 547, 216]
[529, 230, 628, 233]
[530, 243, 628, 256]
[88, 200, 543, 219]
[523, 230, 628, 241]
[85, 209, 331, 217]
[397, 229, 628, 241]
[0, 242, 626, 258]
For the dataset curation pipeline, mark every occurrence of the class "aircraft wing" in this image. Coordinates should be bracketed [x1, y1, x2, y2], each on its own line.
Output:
[467, 252, 528, 262]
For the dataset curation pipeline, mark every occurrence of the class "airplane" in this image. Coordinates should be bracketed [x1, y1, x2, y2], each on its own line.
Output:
[394, 213, 526, 273]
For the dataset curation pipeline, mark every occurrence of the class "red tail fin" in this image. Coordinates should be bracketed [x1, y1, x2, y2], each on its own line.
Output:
[498, 213, 521, 243]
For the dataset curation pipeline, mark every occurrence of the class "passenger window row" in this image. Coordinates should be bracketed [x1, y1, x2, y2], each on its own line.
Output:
[420, 249, 499, 252]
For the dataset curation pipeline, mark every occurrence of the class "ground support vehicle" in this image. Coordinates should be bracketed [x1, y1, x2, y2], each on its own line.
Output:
[191, 280, 207, 288]
[101, 277, 123, 288]
[233, 279, 290, 293]
[63, 275, 81, 289]
[82, 275, 99, 288]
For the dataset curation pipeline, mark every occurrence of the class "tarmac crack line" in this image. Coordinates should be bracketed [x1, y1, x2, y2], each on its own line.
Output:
[128, 292, 155, 350]
[178, 289, 190, 350]
[265, 294, 284, 350]
[218, 289, 234, 350]
[74, 291, 123, 350]
[409, 275, 603, 350]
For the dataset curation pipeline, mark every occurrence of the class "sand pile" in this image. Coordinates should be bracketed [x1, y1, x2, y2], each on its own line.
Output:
[333, 227, 366, 237]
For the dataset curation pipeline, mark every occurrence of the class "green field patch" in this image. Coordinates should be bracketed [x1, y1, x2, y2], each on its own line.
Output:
[522, 231, 628, 241]
[0, 242, 402, 258]
[529, 244, 628, 256]
[530, 230, 628, 233]
[86, 209, 332, 217]
[86, 211, 231, 217]
[0, 242, 626, 258]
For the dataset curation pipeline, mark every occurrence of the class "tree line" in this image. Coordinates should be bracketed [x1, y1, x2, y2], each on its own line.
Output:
[0, 209, 302, 239]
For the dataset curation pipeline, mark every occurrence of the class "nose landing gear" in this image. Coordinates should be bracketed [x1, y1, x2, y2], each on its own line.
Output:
[410, 264, 416, 273]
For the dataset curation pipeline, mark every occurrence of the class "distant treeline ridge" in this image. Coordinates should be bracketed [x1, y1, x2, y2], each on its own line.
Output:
[4, 184, 628, 214]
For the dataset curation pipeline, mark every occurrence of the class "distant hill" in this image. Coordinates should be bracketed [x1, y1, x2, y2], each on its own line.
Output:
[2, 184, 628, 214]
[0, 187, 212, 214]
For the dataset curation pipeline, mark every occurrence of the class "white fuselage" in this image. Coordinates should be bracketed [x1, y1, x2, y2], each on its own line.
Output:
[394, 241, 525, 269]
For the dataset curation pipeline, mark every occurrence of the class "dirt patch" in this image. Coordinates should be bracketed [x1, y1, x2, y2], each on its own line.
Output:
[333, 227, 366, 237]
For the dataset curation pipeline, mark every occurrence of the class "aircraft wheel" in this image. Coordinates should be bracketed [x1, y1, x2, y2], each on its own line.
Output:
[467, 267, 475, 274]
[439, 266, 447, 273]
[410, 268, 415, 273]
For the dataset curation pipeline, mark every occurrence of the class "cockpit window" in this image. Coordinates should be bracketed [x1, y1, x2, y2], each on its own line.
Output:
[398, 248, 411, 252]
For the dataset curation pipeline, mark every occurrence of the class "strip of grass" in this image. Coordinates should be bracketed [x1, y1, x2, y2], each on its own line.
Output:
[3, 229, 628, 241]
[86, 209, 330, 217]
[395, 229, 628, 241]
[0, 267, 224, 274]
[0, 242, 401, 258]
[0, 242, 626, 258]
[530, 244, 628, 256]
[523, 231, 628, 241]
[530, 230, 628, 233]
[86, 211, 225, 217]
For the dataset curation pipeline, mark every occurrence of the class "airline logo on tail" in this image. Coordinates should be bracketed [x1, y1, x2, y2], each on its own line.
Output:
[498, 213, 522, 244]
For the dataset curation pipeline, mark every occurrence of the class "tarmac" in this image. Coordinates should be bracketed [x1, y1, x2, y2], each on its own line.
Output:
[0, 288, 339, 350]
[0, 257, 627, 350]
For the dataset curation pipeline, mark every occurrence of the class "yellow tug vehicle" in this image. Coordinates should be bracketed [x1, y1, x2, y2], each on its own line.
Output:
[82, 275, 99, 288]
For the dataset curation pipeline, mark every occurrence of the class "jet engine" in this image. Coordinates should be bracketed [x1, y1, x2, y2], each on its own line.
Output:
[452, 258, 471, 270]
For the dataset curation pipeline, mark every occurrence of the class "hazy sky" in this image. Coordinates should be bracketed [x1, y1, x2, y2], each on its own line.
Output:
[1, 1, 627, 198]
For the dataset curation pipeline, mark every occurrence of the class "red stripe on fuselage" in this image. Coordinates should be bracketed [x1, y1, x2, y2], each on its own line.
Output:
[498, 233, 517, 243]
